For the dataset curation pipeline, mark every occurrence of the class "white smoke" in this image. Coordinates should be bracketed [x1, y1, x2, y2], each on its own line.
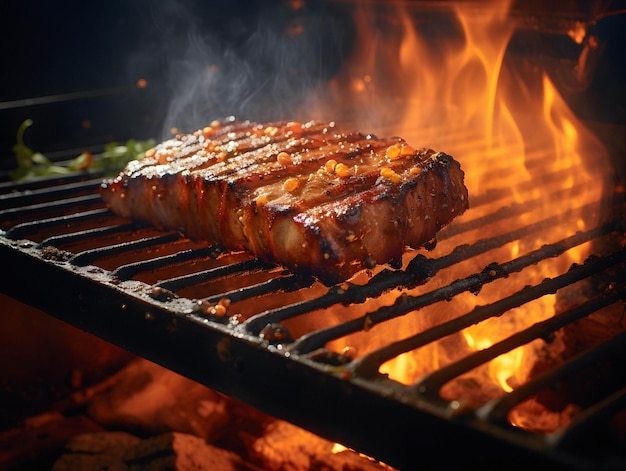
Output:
[131, 0, 353, 136]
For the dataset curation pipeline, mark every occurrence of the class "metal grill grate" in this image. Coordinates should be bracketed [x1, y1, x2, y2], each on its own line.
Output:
[1, 159, 625, 470]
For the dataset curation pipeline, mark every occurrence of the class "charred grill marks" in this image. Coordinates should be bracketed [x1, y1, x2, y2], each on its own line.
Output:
[101, 119, 469, 284]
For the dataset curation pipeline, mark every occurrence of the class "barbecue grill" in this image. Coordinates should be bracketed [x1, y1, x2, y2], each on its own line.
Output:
[2, 151, 625, 470]
[2, 1, 626, 470]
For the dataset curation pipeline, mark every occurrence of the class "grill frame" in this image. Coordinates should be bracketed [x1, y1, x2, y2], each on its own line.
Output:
[1, 173, 625, 470]
[2, 1, 626, 468]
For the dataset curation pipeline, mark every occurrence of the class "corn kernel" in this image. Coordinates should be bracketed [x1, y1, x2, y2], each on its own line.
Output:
[410, 166, 422, 175]
[400, 144, 415, 157]
[210, 119, 222, 128]
[286, 121, 303, 134]
[325, 159, 337, 172]
[255, 194, 268, 207]
[380, 167, 401, 183]
[335, 163, 351, 178]
[212, 304, 227, 317]
[202, 126, 214, 138]
[385, 144, 402, 160]
[264, 126, 278, 137]
[145, 148, 156, 159]
[283, 177, 300, 193]
[277, 151, 292, 165]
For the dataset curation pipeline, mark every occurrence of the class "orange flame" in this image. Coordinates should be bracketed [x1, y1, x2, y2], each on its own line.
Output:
[299, 0, 612, 427]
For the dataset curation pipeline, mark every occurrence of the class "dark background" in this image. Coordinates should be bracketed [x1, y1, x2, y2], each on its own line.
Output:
[0, 0, 354, 165]
[0, 0, 624, 171]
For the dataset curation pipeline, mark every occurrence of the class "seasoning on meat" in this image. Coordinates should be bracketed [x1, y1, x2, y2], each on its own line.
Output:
[100, 118, 469, 284]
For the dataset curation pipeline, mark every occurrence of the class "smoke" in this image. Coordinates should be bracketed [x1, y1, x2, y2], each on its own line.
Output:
[132, 0, 353, 136]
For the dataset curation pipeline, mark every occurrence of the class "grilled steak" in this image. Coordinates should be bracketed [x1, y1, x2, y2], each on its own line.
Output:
[100, 118, 469, 284]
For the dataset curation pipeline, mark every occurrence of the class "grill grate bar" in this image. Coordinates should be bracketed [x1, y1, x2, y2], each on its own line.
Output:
[154, 258, 278, 292]
[291, 223, 620, 359]
[38, 223, 146, 248]
[348, 253, 626, 376]
[241, 284, 359, 336]
[443, 184, 597, 238]
[0, 172, 103, 193]
[0, 178, 101, 210]
[477, 330, 626, 428]
[350, 247, 626, 378]
[112, 245, 226, 281]
[249, 211, 618, 341]
[552, 384, 626, 451]
[4, 208, 111, 239]
[69, 231, 182, 266]
[467, 165, 590, 209]
[367, 221, 622, 328]
[202, 273, 315, 305]
[412, 283, 626, 404]
[0, 194, 102, 221]
[427, 199, 619, 277]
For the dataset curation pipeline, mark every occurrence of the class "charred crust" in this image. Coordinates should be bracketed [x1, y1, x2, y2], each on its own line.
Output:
[263, 205, 296, 229]
[390, 194, 403, 207]
[434, 152, 454, 164]
[373, 191, 391, 201]
[344, 146, 363, 159]
[399, 179, 418, 192]
[337, 204, 362, 225]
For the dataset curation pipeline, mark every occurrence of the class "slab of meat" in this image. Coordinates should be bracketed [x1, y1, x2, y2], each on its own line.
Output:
[100, 118, 469, 284]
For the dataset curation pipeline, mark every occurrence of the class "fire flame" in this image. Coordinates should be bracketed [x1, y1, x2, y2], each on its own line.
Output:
[306, 0, 612, 428]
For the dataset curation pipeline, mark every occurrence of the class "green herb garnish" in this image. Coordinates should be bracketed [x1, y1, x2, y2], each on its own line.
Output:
[94, 138, 156, 173]
[9, 119, 155, 181]
[10, 119, 70, 180]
